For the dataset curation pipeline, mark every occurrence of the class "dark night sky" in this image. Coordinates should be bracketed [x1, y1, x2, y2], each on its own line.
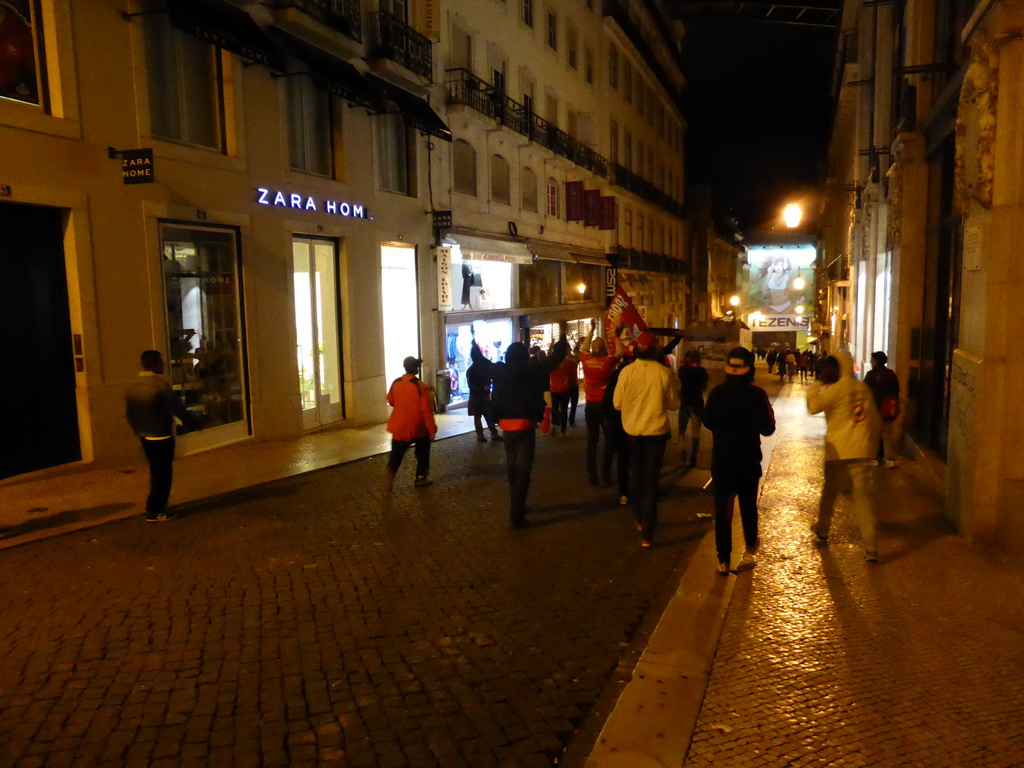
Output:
[679, 18, 838, 231]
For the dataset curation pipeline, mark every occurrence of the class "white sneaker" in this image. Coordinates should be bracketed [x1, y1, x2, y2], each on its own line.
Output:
[738, 553, 757, 571]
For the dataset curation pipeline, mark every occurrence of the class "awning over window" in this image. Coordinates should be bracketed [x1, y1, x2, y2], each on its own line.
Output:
[529, 245, 576, 263]
[269, 29, 382, 111]
[367, 75, 453, 142]
[447, 235, 534, 265]
[572, 251, 612, 267]
[164, 0, 285, 70]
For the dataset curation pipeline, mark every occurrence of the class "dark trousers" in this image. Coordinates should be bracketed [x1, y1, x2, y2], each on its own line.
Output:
[568, 384, 580, 425]
[584, 403, 613, 483]
[608, 415, 631, 498]
[712, 471, 760, 564]
[551, 391, 571, 433]
[628, 434, 668, 541]
[141, 437, 175, 513]
[502, 429, 536, 525]
[473, 401, 498, 436]
[388, 437, 431, 477]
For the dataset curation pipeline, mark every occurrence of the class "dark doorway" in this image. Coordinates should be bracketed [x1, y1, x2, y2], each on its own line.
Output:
[0, 202, 81, 479]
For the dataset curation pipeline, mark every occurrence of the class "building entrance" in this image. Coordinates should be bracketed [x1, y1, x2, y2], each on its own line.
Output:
[0, 202, 81, 479]
[293, 237, 343, 429]
[380, 244, 420, 386]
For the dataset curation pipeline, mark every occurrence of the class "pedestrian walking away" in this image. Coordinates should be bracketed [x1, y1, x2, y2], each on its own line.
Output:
[384, 356, 438, 491]
[467, 356, 502, 443]
[125, 349, 202, 522]
[766, 348, 778, 375]
[548, 337, 582, 436]
[677, 348, 709, 466]
[579, 321, 619, 486]
[701, 347, 776, 573]
[807, 351, 883, 561]
[612, 331, 681, 548]
[864, 350, 901, 466]
[472, 327, 568, 528]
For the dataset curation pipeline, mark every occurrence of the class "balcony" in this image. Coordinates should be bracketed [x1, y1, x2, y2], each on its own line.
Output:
[371, 11, 432, 81]
[610, 163, 683, 218]
[275, 0, 362, 42]
[445, 69, 608, 178]
[614, 247, 689, 276]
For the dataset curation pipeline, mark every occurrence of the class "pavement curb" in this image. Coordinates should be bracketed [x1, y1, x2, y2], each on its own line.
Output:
[580, 526, 737, 767]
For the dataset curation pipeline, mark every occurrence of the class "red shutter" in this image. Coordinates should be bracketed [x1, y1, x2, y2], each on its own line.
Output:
[600, 196, 617, 230]
[565, 181, 584, 222]
[584, 189, 601, 227]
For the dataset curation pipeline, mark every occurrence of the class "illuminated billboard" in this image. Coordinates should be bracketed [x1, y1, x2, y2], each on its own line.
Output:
[747, 244, 816, 332]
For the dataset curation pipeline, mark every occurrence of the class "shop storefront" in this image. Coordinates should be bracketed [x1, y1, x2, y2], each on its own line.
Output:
[438, 233, 607, 406]
[159, 222, 249, 452]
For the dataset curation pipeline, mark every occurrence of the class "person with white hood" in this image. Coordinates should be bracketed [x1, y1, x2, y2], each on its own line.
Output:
[806, 350, 883, 561]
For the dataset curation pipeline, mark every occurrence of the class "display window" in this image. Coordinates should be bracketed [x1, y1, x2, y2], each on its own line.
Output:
[528, 318, 595, 356]
[0, 1, 44, 107]
[518, 260, 562, 308]
[161, 224, 247, 432]
[443, 318, 515, 405]
[563, 262, 600, 304]
[450, 249, 513, 311]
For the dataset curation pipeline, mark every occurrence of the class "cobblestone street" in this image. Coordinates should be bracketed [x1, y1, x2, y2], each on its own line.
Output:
[0, 416, 712, 768]
[684, 386, 1024, 767]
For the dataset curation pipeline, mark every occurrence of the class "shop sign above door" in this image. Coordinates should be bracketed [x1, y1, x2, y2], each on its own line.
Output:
[256, 188, 369, 219]
[108, 147, 154, 185]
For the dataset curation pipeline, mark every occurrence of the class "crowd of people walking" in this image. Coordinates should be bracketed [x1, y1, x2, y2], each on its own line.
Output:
[370, 330, 902, 568]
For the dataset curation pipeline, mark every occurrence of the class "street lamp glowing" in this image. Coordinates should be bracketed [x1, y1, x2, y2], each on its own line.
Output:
[783, 204, 802, 229]
[795, 304, 805, 315]
[729, 294, 740, 307]
[793, 276, 806, 290]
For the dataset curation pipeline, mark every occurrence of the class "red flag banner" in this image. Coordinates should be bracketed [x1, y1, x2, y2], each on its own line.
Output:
[565, 181, 584, 222]
[605, 285, 648, 352]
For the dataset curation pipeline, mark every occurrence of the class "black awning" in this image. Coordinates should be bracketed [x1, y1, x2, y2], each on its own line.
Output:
[268, 29, 383, 111]
[165, 0, 285, 70]
[366, 75, 452, 142]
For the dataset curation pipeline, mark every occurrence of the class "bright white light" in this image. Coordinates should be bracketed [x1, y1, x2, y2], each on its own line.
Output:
[795, 305, 805, 315]
[729, 294, 740, 307]
[576, 282, 587, 294]
[783, 204, 802, 228]
[793, 276, 806, 290]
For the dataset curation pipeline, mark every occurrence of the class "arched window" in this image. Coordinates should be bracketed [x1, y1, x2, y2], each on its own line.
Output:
[490, 154, 511, 205]
[545, 177, 559, 217]
[521, 167, 538, 212]
[453, 139, 477, 196]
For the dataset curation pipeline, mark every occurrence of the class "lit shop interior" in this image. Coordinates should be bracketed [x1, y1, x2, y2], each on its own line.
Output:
[442, 237, 604, 407]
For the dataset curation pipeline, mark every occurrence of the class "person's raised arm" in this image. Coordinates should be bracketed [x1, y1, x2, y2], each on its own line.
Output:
[543, 322, 570, 373]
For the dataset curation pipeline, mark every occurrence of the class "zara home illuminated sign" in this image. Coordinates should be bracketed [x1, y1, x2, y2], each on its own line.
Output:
[256, 188, 369, 219]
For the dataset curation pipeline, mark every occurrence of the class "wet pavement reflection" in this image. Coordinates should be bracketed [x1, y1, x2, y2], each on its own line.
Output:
[684, 383, 1024, 767]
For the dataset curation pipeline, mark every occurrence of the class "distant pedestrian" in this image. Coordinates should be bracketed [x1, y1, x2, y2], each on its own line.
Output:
[613, 332, 681, 548]
[677, 349, 710, 467]
[702, 347, 776, 574]
[579, 322, 619, 486]
[384, 356, 437, 491]
[766, 349, 778, 374]
[864, 351, 901, 467]
[125, 349, 202, 522]
[785, 349, 797, 381]
[603, 358, 632, 506]
[567, 356, 581, 427]
[467, 358, 501, 443]
[473, 329, 568, 528]
[807, 351, 882, 561]
[798, 350, 811, 382]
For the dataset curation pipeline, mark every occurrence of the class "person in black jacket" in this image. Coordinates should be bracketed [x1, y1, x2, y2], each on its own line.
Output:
[471, 328, 568, 527]
[466, 359, 501, 443]
[702, 347, 776, 574]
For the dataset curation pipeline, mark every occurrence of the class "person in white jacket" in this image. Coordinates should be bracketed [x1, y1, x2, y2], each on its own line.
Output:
[806, 350, 883, 561]
[613, 332, 681, 548]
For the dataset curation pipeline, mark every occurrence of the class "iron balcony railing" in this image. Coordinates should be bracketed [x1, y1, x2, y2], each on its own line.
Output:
[609, 163, 682, 217]
[371, 11, 432, 81]
[614, 247, 689, 276]
[445, 69, 608, 178]
[277, 0, 362, 42]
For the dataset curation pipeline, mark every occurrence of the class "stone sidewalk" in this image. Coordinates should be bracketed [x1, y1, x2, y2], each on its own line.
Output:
[681, 385, 1024, 767]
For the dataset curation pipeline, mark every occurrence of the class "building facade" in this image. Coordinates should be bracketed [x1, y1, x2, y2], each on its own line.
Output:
[821, 0, 1024, 553]
[1, 0, 689, 488]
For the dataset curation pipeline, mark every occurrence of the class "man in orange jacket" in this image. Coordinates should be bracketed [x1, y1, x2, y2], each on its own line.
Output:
[385, 356, 438, 491]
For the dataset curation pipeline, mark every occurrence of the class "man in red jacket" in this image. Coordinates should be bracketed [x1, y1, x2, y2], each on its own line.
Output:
[385, 356, 437, 491]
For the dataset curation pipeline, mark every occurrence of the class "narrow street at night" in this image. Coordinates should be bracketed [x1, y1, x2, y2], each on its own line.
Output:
[0, 407, 715, 768]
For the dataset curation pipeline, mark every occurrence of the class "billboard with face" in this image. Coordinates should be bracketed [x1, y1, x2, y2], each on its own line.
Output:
[748, 245, 816, 330]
